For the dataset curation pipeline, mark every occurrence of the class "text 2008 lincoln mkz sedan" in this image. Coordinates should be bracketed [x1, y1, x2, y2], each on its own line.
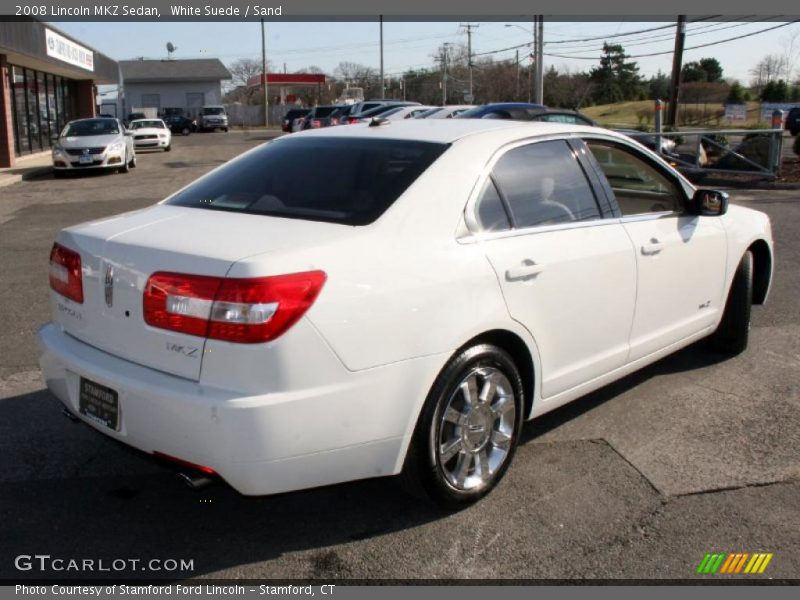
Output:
[39, 120, 773, 506]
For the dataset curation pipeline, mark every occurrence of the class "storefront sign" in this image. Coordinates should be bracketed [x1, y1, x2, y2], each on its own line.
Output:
[45, 28, 94, 72]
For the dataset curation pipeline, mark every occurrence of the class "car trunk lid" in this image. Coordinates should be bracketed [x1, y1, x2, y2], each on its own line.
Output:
[52, 204, 349, 380]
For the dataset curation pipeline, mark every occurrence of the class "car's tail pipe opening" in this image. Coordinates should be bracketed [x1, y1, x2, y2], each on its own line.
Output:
[61, 407, 80, 422]
[178, 472, 215, 491]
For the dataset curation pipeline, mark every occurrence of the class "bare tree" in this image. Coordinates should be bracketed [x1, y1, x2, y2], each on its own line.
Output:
[779, 30, 800, 83]
[749, 54, 788, 93]
[228, 58, 270, 88]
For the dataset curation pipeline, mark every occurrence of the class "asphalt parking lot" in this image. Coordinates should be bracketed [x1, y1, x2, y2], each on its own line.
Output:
[0, 131, 798, 581]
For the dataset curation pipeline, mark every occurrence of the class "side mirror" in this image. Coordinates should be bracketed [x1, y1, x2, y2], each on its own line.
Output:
[689, 189, 728, 216]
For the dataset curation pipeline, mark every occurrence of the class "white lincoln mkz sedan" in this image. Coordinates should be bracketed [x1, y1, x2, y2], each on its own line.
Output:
[39, 120, 773, 506]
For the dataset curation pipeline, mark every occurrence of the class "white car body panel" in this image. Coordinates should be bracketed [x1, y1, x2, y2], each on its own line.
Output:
[481, 223, 637, 399]
[39, 120, 774, 496]
[622, 215, 727, 361]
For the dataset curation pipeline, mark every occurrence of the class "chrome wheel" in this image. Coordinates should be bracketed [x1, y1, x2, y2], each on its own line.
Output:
[436, 366, 516, 491]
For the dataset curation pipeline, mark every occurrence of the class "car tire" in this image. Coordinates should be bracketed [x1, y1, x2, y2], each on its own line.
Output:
[118, 151, 130, 174]
[182, 127, 190, 136]
[164, 144, 171, 152]
[709, 250, 753, 355]
[401, 343, 524, 508]
[53, 169, 65, 178]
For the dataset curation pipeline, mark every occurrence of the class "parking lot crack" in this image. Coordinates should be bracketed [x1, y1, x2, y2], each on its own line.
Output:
[670, 477, 798, 498]
[588, 438, 665, 497]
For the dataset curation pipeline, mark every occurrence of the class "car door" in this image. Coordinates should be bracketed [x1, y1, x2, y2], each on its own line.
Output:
[583, 139, 728, 361]
[472, 139, 637, 399]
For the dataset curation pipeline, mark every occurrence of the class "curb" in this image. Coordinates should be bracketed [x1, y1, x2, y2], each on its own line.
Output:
[0, 166, 52, 188]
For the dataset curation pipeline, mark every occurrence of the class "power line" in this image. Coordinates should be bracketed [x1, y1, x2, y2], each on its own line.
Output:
[545, 20, 799, 60]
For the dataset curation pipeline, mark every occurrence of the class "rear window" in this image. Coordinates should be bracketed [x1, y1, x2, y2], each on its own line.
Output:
[165, 137, 449, 225]
[313, 106, 338, 117]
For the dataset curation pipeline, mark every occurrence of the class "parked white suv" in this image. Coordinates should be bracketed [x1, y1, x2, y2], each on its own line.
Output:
[199, 105, 228, 132]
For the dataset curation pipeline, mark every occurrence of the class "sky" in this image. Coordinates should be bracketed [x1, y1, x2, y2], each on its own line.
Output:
[54, 19, 800, 87]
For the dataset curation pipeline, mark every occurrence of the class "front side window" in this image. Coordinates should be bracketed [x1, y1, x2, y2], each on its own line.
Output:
[489, 140, 602, 228]
[586, 141, 682, 216]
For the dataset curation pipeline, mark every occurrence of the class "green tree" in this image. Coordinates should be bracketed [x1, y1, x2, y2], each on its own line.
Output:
[761, 79, 789, 102]
[699, 58, 724, 83]
[589, 43, 642, 104]
[647, 70, 670, 100]
[681, 61, 707, 83]
[726, 81, 745, 104]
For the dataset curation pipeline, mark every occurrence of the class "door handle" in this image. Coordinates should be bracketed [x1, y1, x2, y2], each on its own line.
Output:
[505, 260, 545, 281]
[641, 239, 664, 256]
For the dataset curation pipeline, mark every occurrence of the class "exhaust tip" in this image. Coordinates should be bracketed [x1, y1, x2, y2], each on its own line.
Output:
[61, 407, 80, 422]
[179, 472, 215, 491]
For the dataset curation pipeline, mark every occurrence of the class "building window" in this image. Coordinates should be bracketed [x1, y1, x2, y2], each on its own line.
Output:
[12, 67, 30, 154]
[141, 93, 160, 110]
[8, 65, 79, 156]
[36, 70, 50, 148]
[186, 92, 204, 119]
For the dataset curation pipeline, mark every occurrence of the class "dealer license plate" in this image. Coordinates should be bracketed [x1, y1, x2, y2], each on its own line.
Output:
[79, 377, 119, 430]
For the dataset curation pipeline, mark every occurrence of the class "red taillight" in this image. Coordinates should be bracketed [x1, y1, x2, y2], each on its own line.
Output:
[143, 271, 326, 343]
[49, 242, 83, 303]
[311, 119, 322, 128]
[348, 117, 360, 124]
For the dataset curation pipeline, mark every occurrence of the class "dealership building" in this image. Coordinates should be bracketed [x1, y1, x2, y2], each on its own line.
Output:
[0, 19, 118, 168]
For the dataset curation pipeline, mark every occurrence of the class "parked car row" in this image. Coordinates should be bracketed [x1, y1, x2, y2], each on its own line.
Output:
[123, 105, 227, 133]
[51, 116, 173, 176]
[282, 100, 455, 133]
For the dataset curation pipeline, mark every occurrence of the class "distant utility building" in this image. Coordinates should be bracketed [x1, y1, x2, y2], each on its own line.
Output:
[119, 58, 232, 118]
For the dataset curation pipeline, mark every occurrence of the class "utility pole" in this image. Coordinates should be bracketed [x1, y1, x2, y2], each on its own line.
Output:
[534, 16, 544, 105]
[460, 23, 478, 101]
[379, 15, 385, 98]
[515, 48, 520, 99]
[261, 18, 268, 127]
[441, 43, 451, 105]
[667, 15, 686, 127]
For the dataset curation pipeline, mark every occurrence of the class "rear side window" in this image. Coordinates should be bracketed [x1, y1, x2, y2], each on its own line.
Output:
[313, 106, 337, 117]
[491, 140, 602, 228]
[475, 178, 511, 232]
[166, 137, 449, 225]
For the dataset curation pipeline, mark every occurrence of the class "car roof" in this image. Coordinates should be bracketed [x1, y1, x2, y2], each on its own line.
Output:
[483, 102, 547, 108]
[293, 118, 617, 145]
[69, 117, 119, 123]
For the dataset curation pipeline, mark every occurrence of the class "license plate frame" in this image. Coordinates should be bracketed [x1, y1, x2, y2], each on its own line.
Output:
[79, 377, 120, 431]
[78, 154, 93, 164]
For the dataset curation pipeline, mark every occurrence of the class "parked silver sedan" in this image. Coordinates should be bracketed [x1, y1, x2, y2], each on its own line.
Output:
[52, 117, 136, 176]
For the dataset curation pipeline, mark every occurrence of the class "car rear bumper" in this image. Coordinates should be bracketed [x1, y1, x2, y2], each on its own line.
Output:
[38, 322, 442, 495]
